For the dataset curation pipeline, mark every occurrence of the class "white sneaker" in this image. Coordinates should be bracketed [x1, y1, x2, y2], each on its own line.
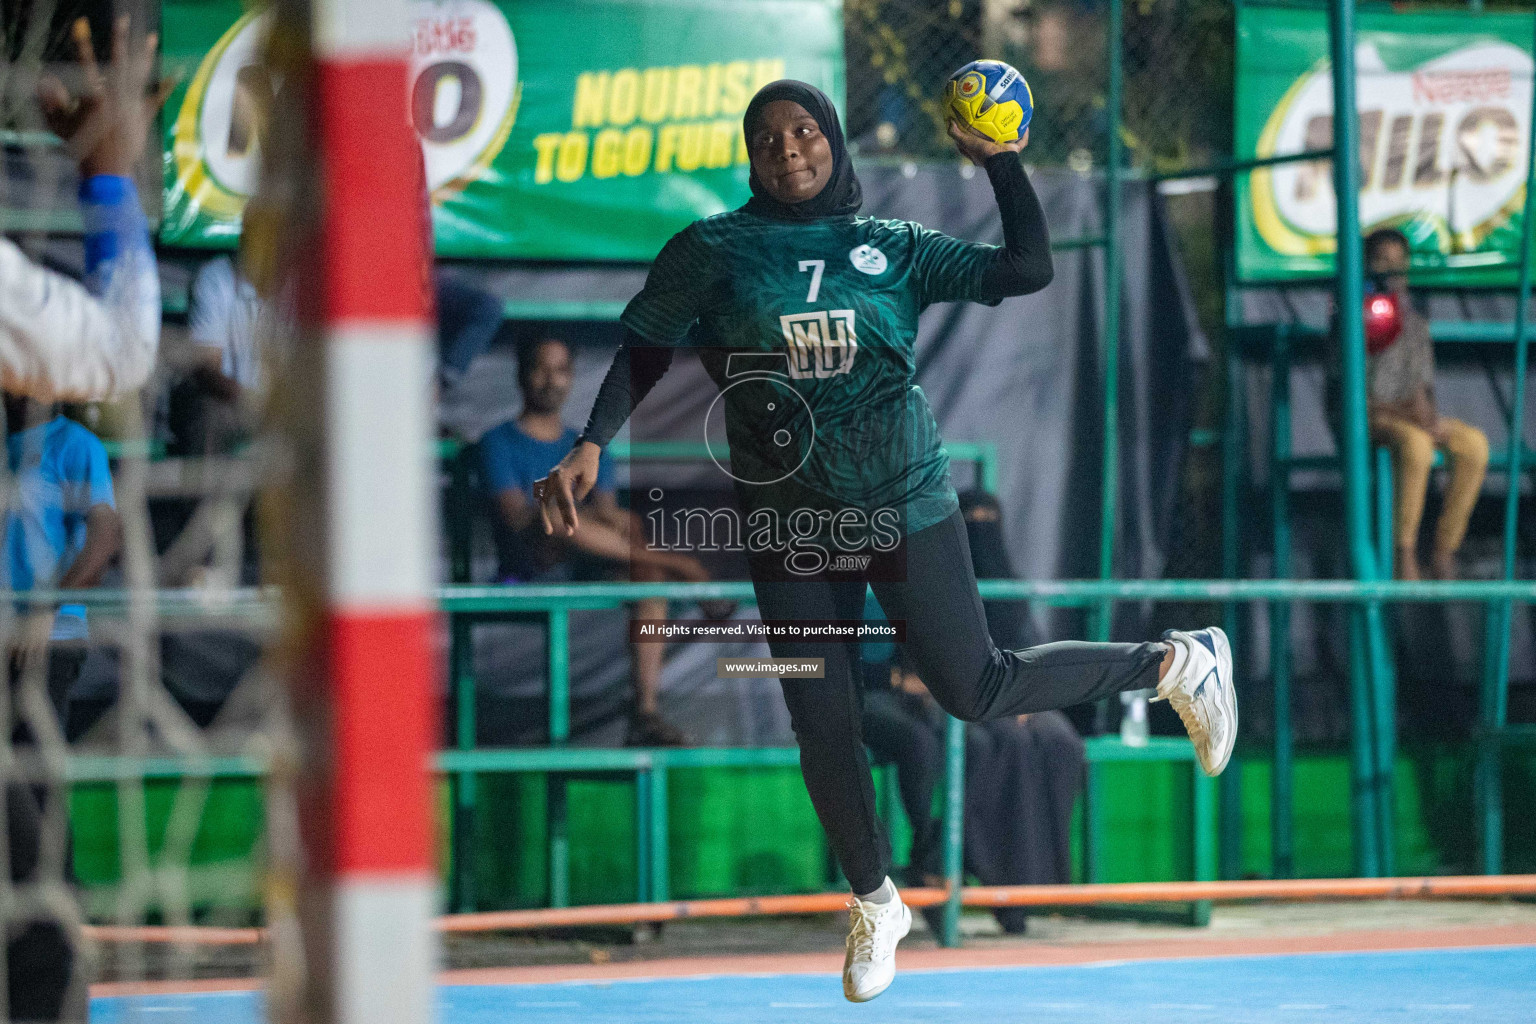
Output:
[842, 879, 911, 1002]
[1154, 627, 1238, 776]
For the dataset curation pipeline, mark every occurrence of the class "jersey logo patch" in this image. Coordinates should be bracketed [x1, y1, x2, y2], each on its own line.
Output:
[849, 245, 887, 275]
[780, 310, 858, 379]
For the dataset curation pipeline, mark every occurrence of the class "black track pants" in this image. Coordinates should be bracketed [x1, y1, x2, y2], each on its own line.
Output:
[750, 509, 1164, 895]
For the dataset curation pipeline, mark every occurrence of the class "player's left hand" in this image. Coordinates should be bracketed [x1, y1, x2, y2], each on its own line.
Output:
[947, 119, 1028, 167]
[533, 440, 603, 537]
[38, 15, 176, 179]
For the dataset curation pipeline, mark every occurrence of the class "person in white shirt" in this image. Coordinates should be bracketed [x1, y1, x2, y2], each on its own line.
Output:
[174, 246, 268, 454]
[188, 254, 265, 397]
[3, 16, 167, 406]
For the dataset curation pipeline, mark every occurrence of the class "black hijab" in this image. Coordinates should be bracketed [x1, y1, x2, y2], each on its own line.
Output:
[742, 80, 862, 221]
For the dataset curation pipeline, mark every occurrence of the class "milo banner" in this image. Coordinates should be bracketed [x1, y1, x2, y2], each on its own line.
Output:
[161, 0, 844, 260]
[1235, 7, 1535, 284]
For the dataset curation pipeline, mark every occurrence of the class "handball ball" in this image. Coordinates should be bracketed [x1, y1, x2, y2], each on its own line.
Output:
[945, 60, 1033, 144]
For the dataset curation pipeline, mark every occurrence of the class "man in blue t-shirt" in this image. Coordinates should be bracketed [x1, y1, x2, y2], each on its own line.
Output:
[4, 393, 122, 736]
[480, 334, 716, 746]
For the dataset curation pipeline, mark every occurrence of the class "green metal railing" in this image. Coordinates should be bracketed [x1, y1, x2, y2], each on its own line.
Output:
[1215, 0, 1536, 882]
[437, 575, 1536, 936]
[1261, 323, 1536, 878]
[57, 722, 1218, 933]
[1478, 6, 1536, 876]
[27, 576, 1536, 615]
[604, 439, 1001, 495]
[44, 574, 1536, 947]
[36, 0, 1536, 939]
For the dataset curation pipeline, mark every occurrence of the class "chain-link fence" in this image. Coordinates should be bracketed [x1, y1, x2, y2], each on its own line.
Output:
[845, 0, 1233, 173]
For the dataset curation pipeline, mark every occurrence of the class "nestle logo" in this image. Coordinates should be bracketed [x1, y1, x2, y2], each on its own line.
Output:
[1411, 67, 1511, 105]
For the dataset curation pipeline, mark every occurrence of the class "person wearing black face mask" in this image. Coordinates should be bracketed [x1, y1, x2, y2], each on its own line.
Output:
[533, 80, 1238, 1002]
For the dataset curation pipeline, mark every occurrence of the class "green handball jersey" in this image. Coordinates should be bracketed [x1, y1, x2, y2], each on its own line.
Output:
[622, 209, 1004, 537]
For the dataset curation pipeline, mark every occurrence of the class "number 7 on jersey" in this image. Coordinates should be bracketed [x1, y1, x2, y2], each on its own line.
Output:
[799, 259, 825, 303]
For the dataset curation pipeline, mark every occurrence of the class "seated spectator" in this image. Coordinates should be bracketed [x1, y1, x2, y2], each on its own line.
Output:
[177, 201, 294, 456]
[3, 392, 121, 734]
[958, 489, 1030, 649]
[1346, 229, 1490, 581]
[860, 490, 1084, 934]
[480, 332, 716, 746]
[176, 246, 264, 456]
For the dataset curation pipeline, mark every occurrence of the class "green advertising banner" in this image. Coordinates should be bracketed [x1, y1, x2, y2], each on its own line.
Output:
[162, 0, 844, 260]
[1235, 7, 1535, 285]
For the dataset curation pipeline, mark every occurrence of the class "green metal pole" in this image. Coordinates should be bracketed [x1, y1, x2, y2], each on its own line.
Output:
[1327, 0, 1390, 878]
[649, 764, 670, 903]
[1269, 328, 1294, 878]
[1347, 608, 1381, 877]
[1094, 0, 1125, 643]
[1190, 767, 1216, 926]
[1367, 602, 1397, 876]
[547, 776, 569, 908]
[1372, 453, 1400, 873]
[635, 769, 651, 902]
[549, 608, 570, 744]
[451, 614, 477, 912]
[1219, 275, 1246, 881]
[1477, 4, 1536, 875]
[940, 714, 966, 948]
[979, 445, 999, 496]
[448, 450, 473, 585]
[1375, 449, 1394, 578]
[447, 451, 476, 911]
[547, 607, 571, 907]
[1083, 763, 1102, 883]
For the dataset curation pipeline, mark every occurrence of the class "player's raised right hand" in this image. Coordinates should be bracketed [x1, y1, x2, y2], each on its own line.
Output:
[947, 119, 1028, 167]
[534, 440, 602, 537]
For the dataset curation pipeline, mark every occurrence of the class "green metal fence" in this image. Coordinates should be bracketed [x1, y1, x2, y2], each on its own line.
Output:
[39, 573, 1536, 946]
[1214, 0, 1536, 882]
[25, 0, 1536, 952]
[432, 575, 1536, 941]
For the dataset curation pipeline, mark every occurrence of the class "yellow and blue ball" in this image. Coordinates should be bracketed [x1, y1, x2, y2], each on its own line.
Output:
[944, 59, 1033, 144]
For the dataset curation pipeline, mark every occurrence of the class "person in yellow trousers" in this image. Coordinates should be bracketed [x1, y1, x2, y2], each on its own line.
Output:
[1363, 228, 1489, 581]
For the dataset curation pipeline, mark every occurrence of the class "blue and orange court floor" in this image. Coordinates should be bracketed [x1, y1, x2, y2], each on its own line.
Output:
[90, 920, 1535, 1022]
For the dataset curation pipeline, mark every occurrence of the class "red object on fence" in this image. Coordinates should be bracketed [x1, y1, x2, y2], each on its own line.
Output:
[1364, 291, 1403, 354]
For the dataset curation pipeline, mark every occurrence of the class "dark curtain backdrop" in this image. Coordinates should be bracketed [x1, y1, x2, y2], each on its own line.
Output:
[438, 166, 1205, 744]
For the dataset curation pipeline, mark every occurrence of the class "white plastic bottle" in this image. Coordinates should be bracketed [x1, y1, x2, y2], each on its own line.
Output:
[1119, 689, 1150, 747]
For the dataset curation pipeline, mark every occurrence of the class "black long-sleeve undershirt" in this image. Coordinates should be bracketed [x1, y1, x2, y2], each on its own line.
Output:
[978, 151, 1054, 300]
[579, 154, 1051, 448]
[579, 333, 673, 449]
